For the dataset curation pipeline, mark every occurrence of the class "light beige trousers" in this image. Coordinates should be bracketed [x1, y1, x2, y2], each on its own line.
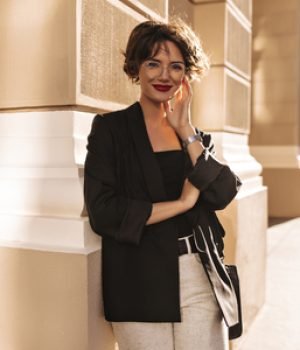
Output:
[112, 253, 229, 350]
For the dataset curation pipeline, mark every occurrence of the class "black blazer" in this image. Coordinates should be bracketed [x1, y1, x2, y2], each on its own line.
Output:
[84, 102, 240, 322]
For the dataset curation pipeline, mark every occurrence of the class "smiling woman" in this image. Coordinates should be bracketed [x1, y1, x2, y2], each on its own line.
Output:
[138, 41, 185, 106]
[84, 17, 241, 350]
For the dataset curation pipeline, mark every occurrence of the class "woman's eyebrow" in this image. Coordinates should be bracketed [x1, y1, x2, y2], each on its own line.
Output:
[148, 57, 185, 64]
[147, 57, 161, 62]
[170, 61, 185, 64]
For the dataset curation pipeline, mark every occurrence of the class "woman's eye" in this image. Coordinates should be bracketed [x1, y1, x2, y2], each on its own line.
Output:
[171, 63, 185, 71]
[145, 61, 160, 68]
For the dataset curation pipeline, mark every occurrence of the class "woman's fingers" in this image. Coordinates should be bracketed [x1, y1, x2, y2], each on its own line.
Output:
[164, 77, 192, 129]
[163, 100, 173, 118]
[182, 77, 192, 102]
[180, 179, 200, 209]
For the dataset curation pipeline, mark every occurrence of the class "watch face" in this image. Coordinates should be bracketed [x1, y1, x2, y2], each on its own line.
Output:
[183, 133, 203, 148]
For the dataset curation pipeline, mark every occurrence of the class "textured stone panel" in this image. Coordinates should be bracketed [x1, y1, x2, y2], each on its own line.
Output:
[226, 6, 251, 76]
[225, 73, 250, 131]
[0, 0, 76, 109]
[193, 3, 251, 77]
[192, 4, 225, 65]
[168, 0, 193, 23]
[121, 0, 167, 18]
[192, 68, 250, 133]
[80, 0, 142, 107]
[190, 0, 252, 20]
[192, 68, 225, 131]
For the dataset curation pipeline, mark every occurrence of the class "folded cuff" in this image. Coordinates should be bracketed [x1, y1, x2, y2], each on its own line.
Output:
[188, 150, 224, 191]
[117, 200, 153, 245]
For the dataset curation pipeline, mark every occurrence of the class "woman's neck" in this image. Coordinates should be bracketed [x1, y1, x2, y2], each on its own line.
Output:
[139, 96, 166, 126]
[139, 95, 181, 151]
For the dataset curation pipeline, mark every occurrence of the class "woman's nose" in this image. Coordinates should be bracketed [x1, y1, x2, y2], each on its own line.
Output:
[158, 66, 170, 80]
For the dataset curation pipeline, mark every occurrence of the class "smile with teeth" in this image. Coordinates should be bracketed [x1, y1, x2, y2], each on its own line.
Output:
[152, 84, 172, 92]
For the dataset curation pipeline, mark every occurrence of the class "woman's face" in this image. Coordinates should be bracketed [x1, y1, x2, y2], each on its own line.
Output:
[138, 40, 186, 105]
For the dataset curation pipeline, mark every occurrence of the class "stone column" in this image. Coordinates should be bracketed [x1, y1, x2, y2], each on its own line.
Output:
[0, 1, 167, 349]
[251, 0, 300, 217]
[170, 0, 268, 346]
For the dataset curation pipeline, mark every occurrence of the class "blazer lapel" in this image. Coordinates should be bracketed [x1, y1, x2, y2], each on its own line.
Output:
[127, 102, 167, 203]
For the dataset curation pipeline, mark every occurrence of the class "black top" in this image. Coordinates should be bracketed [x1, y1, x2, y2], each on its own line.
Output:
[154, 150, 192, 238]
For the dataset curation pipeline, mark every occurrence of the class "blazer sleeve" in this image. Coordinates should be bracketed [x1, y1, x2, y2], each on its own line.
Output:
[84, 115, 152, 245]
[187, 147, 242, 211]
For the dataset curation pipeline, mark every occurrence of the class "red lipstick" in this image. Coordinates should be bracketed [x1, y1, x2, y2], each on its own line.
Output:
[152, 84, 172, 92]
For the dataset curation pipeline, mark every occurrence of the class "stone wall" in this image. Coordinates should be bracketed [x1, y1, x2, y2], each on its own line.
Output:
[251, 0, 300, 217]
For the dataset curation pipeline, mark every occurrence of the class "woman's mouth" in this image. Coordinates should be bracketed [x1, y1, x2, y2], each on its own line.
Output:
[152, 84, 172, 92]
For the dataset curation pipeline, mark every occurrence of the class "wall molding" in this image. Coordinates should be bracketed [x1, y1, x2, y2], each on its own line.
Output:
[209, 132, 264, 197]
[0, 110, 98, 252]
[0, 214, 101, 253]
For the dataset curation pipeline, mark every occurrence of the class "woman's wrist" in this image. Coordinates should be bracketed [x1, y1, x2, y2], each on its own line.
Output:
[178, 198, 191, 211]
[178, 191, 198, 211]
[176, 124, 195, 140]
[146, 199, 189, 225]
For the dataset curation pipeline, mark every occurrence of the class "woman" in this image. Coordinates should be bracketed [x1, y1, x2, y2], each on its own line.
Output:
[84, 19, 241, 350]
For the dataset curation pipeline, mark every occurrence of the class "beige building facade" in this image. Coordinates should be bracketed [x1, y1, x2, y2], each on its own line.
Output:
[251, 0, 300, 218]
[2, 0, 296, 349]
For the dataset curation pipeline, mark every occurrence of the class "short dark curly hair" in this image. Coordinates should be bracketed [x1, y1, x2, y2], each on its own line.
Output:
[123, 18, 210, 83]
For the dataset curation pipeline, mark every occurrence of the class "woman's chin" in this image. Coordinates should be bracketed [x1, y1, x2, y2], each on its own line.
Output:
[141, 92, 175, 105]
[150, 95, 173, 104]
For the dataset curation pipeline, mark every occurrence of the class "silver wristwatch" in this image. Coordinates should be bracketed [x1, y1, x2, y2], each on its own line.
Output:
[182, 133, 203, 148]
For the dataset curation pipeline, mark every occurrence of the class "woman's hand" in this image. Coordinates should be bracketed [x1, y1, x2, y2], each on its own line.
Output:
[163, 77, 194, 139]
[164, 76, 205, 166]
[146, 179, 200, 225]
[179, 179, 200, 210]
